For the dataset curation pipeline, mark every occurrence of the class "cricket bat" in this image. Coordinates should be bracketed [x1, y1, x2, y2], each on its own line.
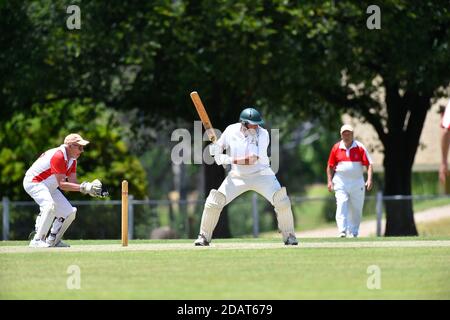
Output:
[190, 91, 217, 143]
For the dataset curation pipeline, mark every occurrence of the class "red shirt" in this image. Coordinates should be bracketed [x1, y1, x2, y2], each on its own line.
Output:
[25, 145, 77, 191]
[328, 140, 372, 179]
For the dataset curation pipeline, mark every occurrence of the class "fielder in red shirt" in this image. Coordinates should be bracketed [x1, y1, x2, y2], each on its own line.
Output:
[326, 125, 373, 238]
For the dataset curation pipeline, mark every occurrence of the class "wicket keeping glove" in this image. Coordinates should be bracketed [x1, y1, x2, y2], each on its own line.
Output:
[80, 179, 103, 197]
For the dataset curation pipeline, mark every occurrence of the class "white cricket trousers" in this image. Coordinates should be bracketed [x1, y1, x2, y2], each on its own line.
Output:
[218, 170, 282, 205]
[23, 178, 76, 233]
[332, 175, 365, 236]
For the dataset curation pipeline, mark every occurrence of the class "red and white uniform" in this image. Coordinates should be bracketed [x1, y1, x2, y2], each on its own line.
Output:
[23, 145, 77, 222]
[441, 100, 450, 130]
[25, 145, 77, 191]
[215, 123, 279, 204]
[327, 140, 373, 236]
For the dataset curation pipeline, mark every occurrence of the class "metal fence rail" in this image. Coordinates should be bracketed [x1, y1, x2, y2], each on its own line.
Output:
[2, 193, 450, 240]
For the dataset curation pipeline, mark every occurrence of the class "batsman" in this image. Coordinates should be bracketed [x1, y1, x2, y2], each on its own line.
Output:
[192, 101, 298, 246]
[24, 133, 108, 247]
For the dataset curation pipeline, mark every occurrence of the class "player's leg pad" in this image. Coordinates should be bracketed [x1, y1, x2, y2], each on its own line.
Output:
[198, 189, 226, 242]
[273, 187, 296, 241]
[47, 209, 77, 247]
[34, 203, 56, 241]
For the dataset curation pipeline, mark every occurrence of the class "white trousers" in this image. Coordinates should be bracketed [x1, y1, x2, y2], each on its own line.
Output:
[333, 175, 365, 236]
[218, 171, 282, 205]
[23, 179, 76, 234]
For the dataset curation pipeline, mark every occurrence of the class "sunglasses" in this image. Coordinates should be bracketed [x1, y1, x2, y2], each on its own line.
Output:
[72, 144, 84, 151]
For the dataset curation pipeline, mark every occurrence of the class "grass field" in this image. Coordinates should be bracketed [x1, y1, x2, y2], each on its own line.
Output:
[1, 237, 450, 300]
[291, 184, 450, 231]
[418, 217, 450, 236]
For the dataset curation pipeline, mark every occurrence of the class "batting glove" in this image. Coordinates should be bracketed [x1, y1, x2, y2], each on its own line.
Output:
[215, 154, 232, 166]
[208, 143, 222, 156]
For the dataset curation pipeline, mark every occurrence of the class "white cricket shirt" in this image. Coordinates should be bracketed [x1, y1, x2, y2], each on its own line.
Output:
[216, 123, 273, 176]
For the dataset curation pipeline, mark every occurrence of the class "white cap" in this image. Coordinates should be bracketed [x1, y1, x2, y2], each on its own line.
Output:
[64, 133, 90, 146]
[340, 124, 354, 134]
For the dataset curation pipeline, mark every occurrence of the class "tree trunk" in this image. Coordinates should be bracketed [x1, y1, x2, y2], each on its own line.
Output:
[383, 146, 418, 236]
[204, 163, 231, 238]
[382, 88, 430, 236]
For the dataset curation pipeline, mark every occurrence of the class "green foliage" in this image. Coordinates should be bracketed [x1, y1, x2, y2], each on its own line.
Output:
[0, 0, 340, 127]
[286, 125, 340, 190]
[412, 172, 443, 195]
[2, 0, 449, 155]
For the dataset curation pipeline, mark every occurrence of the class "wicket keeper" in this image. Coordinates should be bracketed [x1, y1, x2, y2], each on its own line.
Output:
[24, 133, 106, 247]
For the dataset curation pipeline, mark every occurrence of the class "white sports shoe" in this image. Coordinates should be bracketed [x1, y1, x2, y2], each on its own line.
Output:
[338, 231, 347, 238]
[46, 237, 70, 247]
[347, 233, 357, 238]
[29, 239, 50, 248]
[54, 241, 70, 247]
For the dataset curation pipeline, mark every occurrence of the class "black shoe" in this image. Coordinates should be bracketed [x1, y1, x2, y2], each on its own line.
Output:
[284, 234, 298, 245]
[194, 234, 210, 246]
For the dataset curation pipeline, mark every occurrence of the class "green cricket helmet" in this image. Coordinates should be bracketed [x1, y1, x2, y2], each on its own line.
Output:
[239, 107, 264, 126]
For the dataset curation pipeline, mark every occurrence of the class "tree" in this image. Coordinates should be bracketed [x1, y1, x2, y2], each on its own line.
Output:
[284, 1, 450, 235]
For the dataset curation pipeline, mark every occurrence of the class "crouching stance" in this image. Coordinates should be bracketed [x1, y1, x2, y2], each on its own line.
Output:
[24, 133, 107, 248]
[195, 108, 298, 246]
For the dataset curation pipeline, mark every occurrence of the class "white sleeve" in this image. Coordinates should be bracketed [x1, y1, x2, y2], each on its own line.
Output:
[257, 129, 270, 160]
[216, 127, 228, 150]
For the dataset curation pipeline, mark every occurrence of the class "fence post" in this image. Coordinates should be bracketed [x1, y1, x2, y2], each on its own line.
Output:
[2, 197, 10, 241]
[252, 193, 259, 238]
[184, 200, 190, 239]
[128, 195, 134, 240]
[376, 191, 383, 237]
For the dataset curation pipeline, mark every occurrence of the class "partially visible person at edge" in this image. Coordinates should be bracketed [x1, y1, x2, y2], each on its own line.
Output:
[440, 100, 450, 186]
